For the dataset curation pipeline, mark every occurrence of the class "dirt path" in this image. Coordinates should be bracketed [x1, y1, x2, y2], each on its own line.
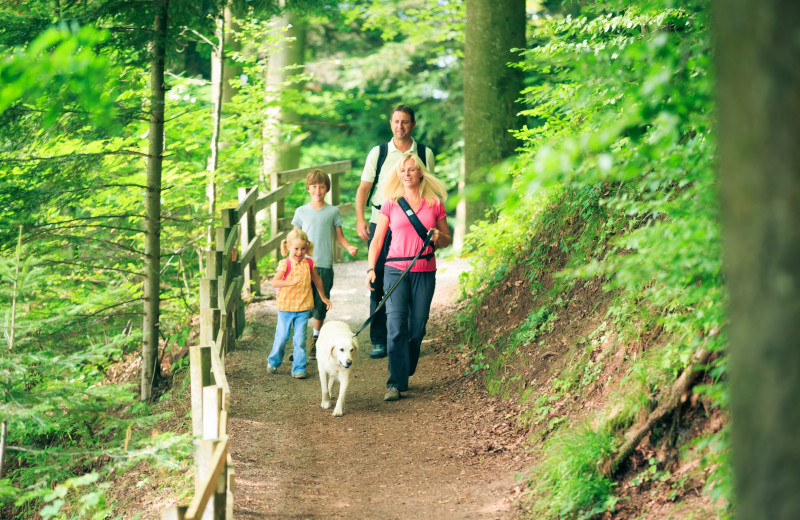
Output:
[225, 258, 529, 519]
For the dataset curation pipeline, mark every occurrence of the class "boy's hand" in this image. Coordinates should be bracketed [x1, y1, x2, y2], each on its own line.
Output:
[347, 245, 358, 257]
[323, 297, 332, 310]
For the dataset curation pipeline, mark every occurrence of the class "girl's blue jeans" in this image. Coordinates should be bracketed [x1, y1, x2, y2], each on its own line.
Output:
[268, 310, 310, 376]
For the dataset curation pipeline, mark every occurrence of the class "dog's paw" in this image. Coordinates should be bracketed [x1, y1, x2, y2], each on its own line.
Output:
[332, 408, 343, 417]
[321, 400, 331, 409]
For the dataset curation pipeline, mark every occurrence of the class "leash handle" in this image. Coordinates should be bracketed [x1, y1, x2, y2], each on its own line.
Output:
[353, 229, 434, 338]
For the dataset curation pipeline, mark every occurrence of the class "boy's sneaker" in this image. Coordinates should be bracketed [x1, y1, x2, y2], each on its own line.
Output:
[292, 372, 307, 379]
[370, 344, 387, 359]
[267, 365, 277, 374]
[309, 335, 318, 359]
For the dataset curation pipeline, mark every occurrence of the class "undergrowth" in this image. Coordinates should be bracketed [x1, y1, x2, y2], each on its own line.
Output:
[456, 0, 730, 518]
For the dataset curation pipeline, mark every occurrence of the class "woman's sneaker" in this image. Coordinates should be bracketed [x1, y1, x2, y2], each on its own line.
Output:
[384, 387, 400, 401]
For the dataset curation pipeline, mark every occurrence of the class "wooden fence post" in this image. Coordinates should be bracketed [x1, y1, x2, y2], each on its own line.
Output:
[202, 386, 222, 439]
[162, 504, 187, 520]
[195, 440, 216, 520]
[237, 187, 261, 298]
[226, 454, 234, 520]
[189, 346, 212, 438]
[199, 278, 220, 347]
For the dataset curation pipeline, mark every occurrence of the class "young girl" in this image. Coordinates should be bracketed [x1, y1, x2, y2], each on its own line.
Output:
[268, 229, 332, 379]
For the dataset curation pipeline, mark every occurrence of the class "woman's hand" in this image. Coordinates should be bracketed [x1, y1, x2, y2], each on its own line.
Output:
[366, 269, 376, 291]
[432, 218, 451, 248]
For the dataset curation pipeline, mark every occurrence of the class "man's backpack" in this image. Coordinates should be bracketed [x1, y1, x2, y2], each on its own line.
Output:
[366, 142, 428, 211]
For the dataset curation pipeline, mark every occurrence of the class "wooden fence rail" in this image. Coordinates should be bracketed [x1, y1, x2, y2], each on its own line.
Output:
[162, 161, 351, 520]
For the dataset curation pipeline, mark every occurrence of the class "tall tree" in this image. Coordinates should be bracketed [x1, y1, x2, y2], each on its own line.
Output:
[142, 0, 169, 400]
[262, 6, 306, 177]
[262, 5, 306, 252]
[207, 0, 246, 245]
[714, 0, 800, 517]
[462, 0, 525, 232]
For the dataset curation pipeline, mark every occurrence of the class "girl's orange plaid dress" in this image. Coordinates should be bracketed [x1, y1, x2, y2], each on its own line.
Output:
[275, 257, 314, 312]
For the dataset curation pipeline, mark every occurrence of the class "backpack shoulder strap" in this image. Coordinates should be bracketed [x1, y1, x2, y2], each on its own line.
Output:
[397, 197, 433, 244]
[417, 142, 427, 167]
[307, 257, 314, 271]
[385, 198, 436, 263]
[282, 258, 291, 280]
[365, 143, 389, 211]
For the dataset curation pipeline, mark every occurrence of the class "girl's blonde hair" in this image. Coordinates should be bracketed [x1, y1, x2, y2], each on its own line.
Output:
[382, 152, 448, 207]
[281, 228, 314, 257]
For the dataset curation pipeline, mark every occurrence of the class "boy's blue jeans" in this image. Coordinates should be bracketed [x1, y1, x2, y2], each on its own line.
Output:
[268, 310, 310, 376]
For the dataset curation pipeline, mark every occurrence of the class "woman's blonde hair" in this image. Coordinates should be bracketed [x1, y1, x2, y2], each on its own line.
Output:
[382, 152, 448, 207]
[281, 228, 314, 257]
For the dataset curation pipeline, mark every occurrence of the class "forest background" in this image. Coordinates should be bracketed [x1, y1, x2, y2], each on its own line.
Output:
[1, 0, 796, 518]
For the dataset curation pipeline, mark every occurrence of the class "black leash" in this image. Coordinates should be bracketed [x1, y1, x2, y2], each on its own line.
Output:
[353, 229, 434, 338]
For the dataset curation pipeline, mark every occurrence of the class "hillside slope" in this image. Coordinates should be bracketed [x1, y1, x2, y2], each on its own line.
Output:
[455, 188, 728, 519]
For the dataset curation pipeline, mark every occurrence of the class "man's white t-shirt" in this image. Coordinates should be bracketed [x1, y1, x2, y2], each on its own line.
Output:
[360, 138, 436, 225]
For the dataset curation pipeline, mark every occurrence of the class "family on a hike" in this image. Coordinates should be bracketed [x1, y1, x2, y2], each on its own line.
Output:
[266, 104, 451, 403]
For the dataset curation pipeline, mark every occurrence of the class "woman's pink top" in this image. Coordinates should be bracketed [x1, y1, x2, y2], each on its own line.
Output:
[380, 197, 445, 272]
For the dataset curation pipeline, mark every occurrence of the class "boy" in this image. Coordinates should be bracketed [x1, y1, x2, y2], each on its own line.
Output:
[292, 169, 358, 358]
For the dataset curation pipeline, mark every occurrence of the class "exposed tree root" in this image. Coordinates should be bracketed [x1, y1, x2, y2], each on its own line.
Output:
[600, 345, 713, 477]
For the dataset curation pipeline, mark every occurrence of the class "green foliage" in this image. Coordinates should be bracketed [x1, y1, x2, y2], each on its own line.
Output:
[0, 24, 119, 128]
[527, 424, 620, 519]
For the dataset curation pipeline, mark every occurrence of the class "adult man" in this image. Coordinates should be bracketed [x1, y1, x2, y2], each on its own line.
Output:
[356, 105, 436, 359]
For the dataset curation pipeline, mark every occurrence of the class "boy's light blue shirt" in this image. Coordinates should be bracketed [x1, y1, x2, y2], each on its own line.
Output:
[292, 203, 342, 269]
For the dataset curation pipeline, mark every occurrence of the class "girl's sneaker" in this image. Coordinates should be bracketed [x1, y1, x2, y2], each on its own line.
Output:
[292, 372, 307, 379]
[267, 365, 277, 374]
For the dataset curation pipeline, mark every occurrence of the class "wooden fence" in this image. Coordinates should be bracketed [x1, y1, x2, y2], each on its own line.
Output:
[161, 160, 352, 520]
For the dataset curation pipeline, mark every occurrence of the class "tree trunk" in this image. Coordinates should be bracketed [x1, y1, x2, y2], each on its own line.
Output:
[462, 0, 525, 232]
[221, 0, 245, 108]
[142, 0, 169, 401]
[713, 1, 800, 517]
[262, 4, 306, 258]
[262, 6, 306, 178]
[207, 5, 225, 246]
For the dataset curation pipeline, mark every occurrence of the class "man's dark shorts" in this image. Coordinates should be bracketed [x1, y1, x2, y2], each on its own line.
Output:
[311, 266, 334, 321]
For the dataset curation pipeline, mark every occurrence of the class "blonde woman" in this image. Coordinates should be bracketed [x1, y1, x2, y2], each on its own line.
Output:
[365, 152, 451, 401]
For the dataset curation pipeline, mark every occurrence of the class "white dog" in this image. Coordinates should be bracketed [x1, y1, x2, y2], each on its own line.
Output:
[316, 320, 358, 417]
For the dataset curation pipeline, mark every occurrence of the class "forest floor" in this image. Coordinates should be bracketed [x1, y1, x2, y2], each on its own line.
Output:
[223, 258, 532, 519]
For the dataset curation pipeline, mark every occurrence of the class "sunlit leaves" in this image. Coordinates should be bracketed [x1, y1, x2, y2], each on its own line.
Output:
[0, 24, 119, 130]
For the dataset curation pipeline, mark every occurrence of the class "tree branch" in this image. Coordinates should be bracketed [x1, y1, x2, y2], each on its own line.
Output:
[34, 260, 142, 276]
[2, 151, 151, 161]
[31, 214, 145, 228]
[34, 223, 144, 234]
